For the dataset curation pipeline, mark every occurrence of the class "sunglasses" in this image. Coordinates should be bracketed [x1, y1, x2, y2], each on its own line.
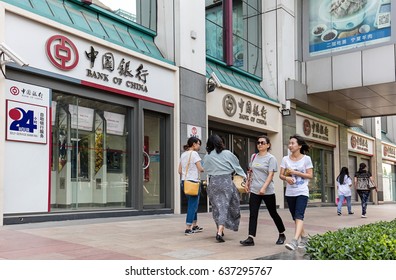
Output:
[257, 141, 267, 145]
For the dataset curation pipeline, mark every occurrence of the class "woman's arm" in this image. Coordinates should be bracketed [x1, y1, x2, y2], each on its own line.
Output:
[178, 162, 182, 175]
[259, 171, 274, 194]
[195, 161, 204, 173]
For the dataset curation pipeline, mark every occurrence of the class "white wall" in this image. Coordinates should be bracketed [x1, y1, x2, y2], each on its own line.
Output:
[305, 45, 396, 93]
[174, 0, 206, 74]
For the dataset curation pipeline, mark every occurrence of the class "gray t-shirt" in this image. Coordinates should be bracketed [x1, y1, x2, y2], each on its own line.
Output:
[249, 153, 278, 195]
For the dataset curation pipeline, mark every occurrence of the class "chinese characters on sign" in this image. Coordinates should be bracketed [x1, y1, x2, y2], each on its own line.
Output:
[383, 143, 396, 160]
[85, 46, 149, 93]
[6, 100, 47, 144]
[303, 118, 329, 141]
[222, 94, 267, 126]
[350, 134, 369, 152]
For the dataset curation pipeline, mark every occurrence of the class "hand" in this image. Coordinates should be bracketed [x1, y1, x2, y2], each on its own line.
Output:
[259, 187, 266, 195]
[285, 176, 295, 185]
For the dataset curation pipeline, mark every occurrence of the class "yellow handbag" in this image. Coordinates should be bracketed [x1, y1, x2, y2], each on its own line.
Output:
[233, 175, 246, 193]
[183, 152, 200, 196]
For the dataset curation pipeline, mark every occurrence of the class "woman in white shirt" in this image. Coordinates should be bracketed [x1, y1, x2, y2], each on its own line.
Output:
[336, 167, 354, 216]
[178, 137, 204, 236]
[279, 134, 313, 251]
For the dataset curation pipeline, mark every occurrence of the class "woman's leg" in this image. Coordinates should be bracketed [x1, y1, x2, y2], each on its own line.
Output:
[345, 196, 353, 214]
[263, 194, 285, 233]
[248, 193, 262, 237]
[337, 194, 345, 214]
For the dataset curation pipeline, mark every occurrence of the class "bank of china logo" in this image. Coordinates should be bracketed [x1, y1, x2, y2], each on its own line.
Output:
[223, 94, 237, 117]
[46, 35, 79, 71]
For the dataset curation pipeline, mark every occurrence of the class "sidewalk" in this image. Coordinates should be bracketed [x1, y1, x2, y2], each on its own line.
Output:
[0, 204, 395, 260]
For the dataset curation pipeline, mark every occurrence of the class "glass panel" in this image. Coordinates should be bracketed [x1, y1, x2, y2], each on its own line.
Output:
[205, 3, 224, 61]
[323, 150, 334, 203]
[51, 93, 128, 211]
[309, 147, 322, 202]
[143, 113, 162, 206]
[92, 0, 157, 32]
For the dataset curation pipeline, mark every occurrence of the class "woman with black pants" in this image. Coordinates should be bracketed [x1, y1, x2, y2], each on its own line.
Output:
[240, 135, 286, 246]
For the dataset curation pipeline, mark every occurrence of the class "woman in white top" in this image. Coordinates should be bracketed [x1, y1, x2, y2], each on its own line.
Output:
[336, 167, 354, 216]
[279, 134, 313, 251]
[178, 137, 204, 235]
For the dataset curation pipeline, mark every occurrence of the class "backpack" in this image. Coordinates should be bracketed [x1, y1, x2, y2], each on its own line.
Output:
[356, 176, 369, 191]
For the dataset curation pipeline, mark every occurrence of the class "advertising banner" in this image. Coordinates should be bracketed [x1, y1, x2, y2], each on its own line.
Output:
[308, 0, 391, 57]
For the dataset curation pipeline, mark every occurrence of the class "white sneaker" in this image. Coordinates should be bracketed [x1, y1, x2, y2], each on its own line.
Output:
[285, 239, 298, 251]
[361, 215, 367, 218]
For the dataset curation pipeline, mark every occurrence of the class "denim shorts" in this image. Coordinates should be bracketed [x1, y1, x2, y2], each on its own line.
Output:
[286, 195, 308, 221]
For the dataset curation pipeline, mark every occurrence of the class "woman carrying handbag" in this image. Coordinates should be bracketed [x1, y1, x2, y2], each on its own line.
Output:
[178, 137, 204, 235]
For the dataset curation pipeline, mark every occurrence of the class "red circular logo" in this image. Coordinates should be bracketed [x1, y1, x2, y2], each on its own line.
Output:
[46, 35, 79, 71]
[192, 127, 197, 135]
[351, 135, 357, 149]
[303, 119, 311, 136]
[9, 86, 20, 96]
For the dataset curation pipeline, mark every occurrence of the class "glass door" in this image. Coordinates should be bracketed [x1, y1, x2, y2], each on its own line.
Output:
[143, 112, 165, 208]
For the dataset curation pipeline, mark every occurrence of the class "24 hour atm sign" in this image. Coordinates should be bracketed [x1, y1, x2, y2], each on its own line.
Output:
[6, 100, 47, 144]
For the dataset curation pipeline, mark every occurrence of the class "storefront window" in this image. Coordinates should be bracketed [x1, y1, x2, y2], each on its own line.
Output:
[51, 93, 128, 210]
[308, 146, 334, 203]
[205, 0, 262, 77]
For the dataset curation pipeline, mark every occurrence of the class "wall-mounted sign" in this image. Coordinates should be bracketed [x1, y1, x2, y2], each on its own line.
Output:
[382, 142, 396, 161]
[5, 13, 176, 106]
[306, 0, 392, 58]
[348, 131, 374, 155]
[6, 100, 47, 144]
[296, 114, 337, 146]
[207, 90, 280, 133]
[5, 80, 50, 144]
[187, 125, 202, 140]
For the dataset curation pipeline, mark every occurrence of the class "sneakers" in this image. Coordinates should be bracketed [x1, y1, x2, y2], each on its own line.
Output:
[276, 234, 286, 245]
[192, 225, 203, 232]
[337, 212, 342, 216]
[298, 236, 308, 249]
[348, 212, 354, 215]
[240, 236, 255, 246]
[285, 239, 298, 251]
[361, 214, 367, 218]
[185, 229, 194, 235]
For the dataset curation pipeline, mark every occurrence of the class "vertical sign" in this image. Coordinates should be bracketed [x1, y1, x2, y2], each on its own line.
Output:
[4, 80, 51, 214]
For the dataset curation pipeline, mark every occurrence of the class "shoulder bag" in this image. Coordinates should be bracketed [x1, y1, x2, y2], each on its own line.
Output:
[183, 152, 200, 196]
[356, 175, 372, 191]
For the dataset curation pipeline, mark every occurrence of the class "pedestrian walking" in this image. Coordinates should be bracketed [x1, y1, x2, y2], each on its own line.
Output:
[354, 163, 376, 218]
[279, 134, 313, 251]
[336, 167, 354, 216]
[240, 135, 286, 246]
[178, 137, 204, 235]
[203, 134, 246, 242]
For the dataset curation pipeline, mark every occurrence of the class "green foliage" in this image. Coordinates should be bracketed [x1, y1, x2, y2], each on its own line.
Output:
[305, 219, 396, 260]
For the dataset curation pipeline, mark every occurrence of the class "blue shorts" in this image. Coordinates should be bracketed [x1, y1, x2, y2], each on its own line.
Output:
[286, 195, 308, 221]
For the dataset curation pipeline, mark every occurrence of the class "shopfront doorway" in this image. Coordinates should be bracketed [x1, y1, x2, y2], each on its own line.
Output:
[307, 144, 334, 204]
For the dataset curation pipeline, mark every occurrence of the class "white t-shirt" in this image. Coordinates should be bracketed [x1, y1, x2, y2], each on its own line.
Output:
[180, 151, 201, 182]
[337, 175, 352, 196]
[280, 155, 313, 197]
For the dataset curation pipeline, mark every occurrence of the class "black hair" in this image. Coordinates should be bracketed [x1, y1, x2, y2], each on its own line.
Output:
[336, 166, 349, 185]
[257, 135, 271, 151]
[357, 162, 367, 173]
[290, 134, 310, 154]
[206, 134, 225, 154]
[183, 137, 201, 151]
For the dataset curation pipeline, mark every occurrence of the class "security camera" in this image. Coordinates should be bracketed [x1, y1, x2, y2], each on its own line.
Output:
[0, 43, 29, 67]
[207, 72, 222, 93]
[210, 72, 222, 88]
